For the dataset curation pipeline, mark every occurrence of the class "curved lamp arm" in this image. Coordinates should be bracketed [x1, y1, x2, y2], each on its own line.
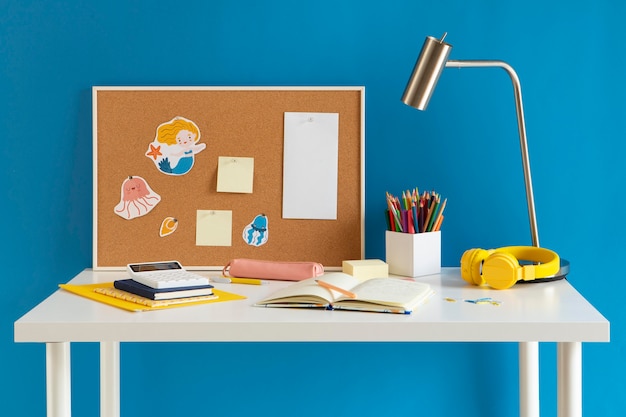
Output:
[445, 60, 539, 247]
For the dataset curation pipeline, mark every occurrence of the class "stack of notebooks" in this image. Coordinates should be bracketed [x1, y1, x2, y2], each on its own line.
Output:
[94, 276, 217, 308]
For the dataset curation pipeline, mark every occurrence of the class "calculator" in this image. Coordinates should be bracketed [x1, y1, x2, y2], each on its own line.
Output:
[126, 261, 210, 289]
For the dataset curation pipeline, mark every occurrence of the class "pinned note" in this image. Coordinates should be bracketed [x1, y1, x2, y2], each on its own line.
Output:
[282, 112, 339, 220]
[216, 156, 254, 193]
[196, 210, 232, 246]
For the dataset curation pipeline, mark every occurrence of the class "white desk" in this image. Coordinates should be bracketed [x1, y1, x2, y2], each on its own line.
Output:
[14, 268, 609, 417]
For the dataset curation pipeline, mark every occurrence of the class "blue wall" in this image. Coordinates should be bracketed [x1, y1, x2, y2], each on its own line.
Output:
[2, 1, 621, 415]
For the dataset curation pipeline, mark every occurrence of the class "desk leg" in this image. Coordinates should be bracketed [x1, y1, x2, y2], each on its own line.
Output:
[519, 341, 540, 417]
[46, 342, 71, 417]
[100, 342, 120, 417]
[557, 342, 582, 417]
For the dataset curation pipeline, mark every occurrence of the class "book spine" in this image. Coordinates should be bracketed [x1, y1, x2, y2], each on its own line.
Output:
[113, 281, 156, 299]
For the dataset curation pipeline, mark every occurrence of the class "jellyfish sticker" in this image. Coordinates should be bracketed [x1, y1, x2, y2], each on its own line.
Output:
[243, 214, 268, 247]
[145, 116, 206, 176]
[113, 176, 161, 220]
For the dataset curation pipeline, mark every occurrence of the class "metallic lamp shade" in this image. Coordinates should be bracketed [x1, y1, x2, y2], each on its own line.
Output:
[401, 35, 452, 110]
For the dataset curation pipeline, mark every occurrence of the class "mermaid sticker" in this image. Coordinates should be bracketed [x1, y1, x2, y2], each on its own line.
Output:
[145, 116, 206, 176]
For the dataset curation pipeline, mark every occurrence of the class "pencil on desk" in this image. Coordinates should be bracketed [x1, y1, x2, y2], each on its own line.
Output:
[229, 277, 268, 285]
[315, 280, 357, 299]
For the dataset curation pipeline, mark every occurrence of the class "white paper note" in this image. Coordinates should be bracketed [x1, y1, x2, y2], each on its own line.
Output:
[282, 112, 339, 219]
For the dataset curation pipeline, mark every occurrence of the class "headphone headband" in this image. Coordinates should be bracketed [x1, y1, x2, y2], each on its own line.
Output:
[461, 246, 560, 290]
[496, 246, 560, 278]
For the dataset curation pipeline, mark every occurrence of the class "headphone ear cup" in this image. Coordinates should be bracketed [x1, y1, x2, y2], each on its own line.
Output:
[460, 248, 490, 286]
[482, 252, 520, 290]
[460, 249, 477, 284]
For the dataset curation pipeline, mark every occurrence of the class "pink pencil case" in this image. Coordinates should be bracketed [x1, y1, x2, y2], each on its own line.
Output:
[222, 259, 324, 281]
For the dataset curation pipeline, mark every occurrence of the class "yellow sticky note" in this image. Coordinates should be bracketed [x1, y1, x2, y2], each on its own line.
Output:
[196, 210, 232, 246]
[342, 259, 388, 281]
[217, 156, 254, 193]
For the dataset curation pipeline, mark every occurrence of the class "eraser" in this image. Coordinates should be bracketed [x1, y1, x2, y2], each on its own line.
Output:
[342, 259, 388, 280]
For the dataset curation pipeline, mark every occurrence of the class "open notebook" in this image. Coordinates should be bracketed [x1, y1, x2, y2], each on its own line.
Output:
[255, 272, 433, 314]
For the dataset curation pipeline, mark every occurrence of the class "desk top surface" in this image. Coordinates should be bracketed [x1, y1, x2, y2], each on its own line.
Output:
[14, 268, 609, 343]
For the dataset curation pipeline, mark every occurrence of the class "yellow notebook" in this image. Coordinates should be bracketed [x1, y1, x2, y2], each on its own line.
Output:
[60, 282, 247, 312]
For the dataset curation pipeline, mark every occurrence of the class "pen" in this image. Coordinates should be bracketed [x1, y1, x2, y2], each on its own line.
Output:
[211, 276, 269, 285]
[315, 279, 357, 299]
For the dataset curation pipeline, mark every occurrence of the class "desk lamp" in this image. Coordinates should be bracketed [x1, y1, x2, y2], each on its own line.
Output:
[401, 33, 540, 247]
[401, 33, 559, 417]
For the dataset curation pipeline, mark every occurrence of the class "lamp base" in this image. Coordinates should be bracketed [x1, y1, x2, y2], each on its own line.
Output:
[518, 258, 570, 284]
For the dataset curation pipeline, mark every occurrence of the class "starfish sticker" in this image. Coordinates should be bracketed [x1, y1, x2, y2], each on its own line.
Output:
[145, 143, 162, 160]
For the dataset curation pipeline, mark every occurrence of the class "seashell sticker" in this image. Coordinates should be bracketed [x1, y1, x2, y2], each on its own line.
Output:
[159, 217, 178, 237]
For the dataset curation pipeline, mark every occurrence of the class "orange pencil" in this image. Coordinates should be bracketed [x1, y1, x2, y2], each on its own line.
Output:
[434, 215, 444, 231]
[432, 198, 447, 231]
[315, 280, 357, 298]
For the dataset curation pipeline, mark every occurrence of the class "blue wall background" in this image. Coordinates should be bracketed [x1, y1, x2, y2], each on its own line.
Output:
[2, 1, 622, 415]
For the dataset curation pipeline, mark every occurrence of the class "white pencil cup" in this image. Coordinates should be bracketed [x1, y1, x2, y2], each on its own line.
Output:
[385, 230, 441, 277]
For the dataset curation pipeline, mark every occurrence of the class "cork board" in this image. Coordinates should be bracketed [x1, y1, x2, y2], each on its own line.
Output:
[93, 87, 364, 270]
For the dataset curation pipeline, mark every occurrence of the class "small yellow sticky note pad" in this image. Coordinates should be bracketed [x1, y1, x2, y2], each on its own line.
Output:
[217, 156, 254, 193]
[342, 259, 389, 281]
[196, 210, 232, 246]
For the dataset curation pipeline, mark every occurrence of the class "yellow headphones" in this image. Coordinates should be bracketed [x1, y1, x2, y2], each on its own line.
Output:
[460, 246, 560, 290]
